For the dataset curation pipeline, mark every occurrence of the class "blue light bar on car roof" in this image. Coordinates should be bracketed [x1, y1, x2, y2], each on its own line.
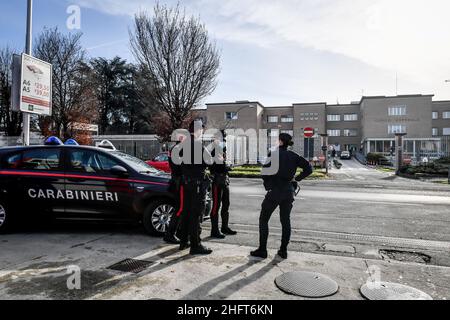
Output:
[44, 136, 64, 146]
[64, 139, 79, 146]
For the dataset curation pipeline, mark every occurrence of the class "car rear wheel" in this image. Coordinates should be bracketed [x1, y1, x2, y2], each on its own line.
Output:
[143, 200, 176, 236]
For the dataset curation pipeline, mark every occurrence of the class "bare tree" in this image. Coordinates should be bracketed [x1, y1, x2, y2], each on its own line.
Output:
[34, 27, 96, 139]
[130, 3, 220, 137]
[0, 46, 22, 136]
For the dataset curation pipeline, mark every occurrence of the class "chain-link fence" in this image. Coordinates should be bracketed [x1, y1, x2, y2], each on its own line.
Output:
[92, 135, 162, 160]
[0, 134, 163, 161]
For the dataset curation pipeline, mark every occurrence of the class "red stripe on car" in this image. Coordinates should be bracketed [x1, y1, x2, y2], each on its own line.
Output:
[0, 171, 169, 187]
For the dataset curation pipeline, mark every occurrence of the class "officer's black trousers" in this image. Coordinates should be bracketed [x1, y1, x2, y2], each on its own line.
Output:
[211, 183, 231, 233]
[179, 182, 206, 248]
[259, 189, 294, 251]
[167, 185, 184, 237]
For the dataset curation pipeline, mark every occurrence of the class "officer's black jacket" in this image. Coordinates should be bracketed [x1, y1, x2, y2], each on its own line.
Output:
[175, 135, 213, 179]
[262, 146, 313, 189]
[169, 143, 182, 178]
[210, 144, 231, 175]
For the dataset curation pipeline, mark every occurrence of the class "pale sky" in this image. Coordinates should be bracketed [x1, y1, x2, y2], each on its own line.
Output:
[2, 0, 450, 106]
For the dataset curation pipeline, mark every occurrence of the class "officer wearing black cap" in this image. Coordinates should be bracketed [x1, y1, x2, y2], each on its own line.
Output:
[210, 130, 237, 238]
[177, 119, 214, 255]
[251, 133, 313, 260]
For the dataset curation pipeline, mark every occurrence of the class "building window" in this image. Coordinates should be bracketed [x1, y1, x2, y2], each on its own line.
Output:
[281, 130, 294, 136]
[225, 112, 238, 120]
[432, 112, 439, 120]
[268, 130, 279, 137]
[344, 114, 358, 121]
[443, 112, 450, 119]
[281, 115, 294, 123]
[327, 115, 341, 122]
[388, 125, 407, 134]
[267, 116, 279, 123]
[343, 129, 358, 137]
[432, 128, 439, 136]
[388, 106, 407, 116]
[327, 130, 341, 137]
[444, 128, 450, 136]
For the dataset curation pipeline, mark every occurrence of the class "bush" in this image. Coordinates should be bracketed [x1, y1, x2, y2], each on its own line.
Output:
[435, 157, 450, 165]
[367, 153, 391, 166]
[400, 163, 449, 177]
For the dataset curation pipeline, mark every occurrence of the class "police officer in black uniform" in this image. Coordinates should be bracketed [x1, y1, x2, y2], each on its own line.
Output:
[163, 133, 186, 244]
[177, 120, 214, 255]
[210, 130, 237, 238]
[251, 133, 313, 260]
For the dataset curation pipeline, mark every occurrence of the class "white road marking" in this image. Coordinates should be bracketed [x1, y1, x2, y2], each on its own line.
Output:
[349, 200, 422, 207]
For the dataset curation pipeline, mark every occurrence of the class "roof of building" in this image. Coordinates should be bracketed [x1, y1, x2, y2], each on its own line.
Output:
[205, 94, 442, 109]
[206, 101, 265, 108]
[360, 94, 434, 102]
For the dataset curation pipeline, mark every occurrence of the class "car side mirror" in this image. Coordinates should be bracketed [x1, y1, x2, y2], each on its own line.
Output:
[110, 165, 129, 177]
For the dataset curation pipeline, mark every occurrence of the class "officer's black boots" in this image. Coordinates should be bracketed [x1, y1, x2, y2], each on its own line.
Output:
[277, 249, 288, 260]
[222, 227, 237, 235]
[221, 213, 237, 235]
[250, 248, 268, 259]
[190, 244, 213, 255]
[164, 233, 180, 245]
[179, 242, 190, 251]
[211, 214, 226, 239]
[211, 231, 226, 239]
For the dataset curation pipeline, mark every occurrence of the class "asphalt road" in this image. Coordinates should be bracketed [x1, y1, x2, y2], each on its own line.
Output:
[1, 160, 449, 299]
[207, 160, 450, 267]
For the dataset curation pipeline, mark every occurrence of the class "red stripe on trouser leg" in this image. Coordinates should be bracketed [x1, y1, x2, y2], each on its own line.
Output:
[212, 185, 219, 216]
[176, 185, 185, 217]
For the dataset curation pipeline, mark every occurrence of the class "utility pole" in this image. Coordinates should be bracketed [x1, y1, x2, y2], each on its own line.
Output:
[23, 0, 33, 146]
[395, 133, 407, 175]
[320, 134, 329, 175]
[445, 80, 450, 183]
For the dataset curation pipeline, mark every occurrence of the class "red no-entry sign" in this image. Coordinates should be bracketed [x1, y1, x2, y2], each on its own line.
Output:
[304, 127, 315, 138]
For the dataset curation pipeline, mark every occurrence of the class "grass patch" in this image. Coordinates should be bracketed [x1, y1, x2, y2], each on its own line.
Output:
[432, 180, 449, 185]
[377, 167, 395, 173]
[229, 166, 327, 180]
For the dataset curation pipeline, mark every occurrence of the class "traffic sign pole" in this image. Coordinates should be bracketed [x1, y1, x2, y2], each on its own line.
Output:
[23, 0, 33, 146]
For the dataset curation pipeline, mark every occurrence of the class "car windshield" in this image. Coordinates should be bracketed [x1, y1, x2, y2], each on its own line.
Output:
[111, 151, 162, 175]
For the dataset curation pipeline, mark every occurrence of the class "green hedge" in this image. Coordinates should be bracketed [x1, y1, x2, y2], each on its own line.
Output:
[229, 167, 327, 180]
[435, 157, 450, 165]
[400, 163, 449, 177]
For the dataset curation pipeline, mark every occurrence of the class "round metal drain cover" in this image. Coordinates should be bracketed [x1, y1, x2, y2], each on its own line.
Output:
[275, 271, 339, 298]
[360, 282, 433, 300]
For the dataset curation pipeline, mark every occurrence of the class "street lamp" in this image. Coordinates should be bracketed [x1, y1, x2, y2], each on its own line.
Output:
[23, 0, 33, 146]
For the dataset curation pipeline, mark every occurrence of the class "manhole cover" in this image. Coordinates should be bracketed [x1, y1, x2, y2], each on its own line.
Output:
[275, 271, 339, 298]
[107, 258, 155, 274]
[360, 282, 433, 300]
[379, 250, 431, 264]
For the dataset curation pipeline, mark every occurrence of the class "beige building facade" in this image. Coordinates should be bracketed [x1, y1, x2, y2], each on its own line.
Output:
[197, 94, 450, 161]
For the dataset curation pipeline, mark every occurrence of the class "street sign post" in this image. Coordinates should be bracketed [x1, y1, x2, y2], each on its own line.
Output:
[395, 133, 407, 175]
[304, 128, 315, 161]
[19, 53, 52, 116]
[304, 127, 315, 138]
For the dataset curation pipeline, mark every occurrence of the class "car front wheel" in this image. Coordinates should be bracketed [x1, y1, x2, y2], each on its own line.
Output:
[143, 200, 176, 236]
[0, 203, 12, 234]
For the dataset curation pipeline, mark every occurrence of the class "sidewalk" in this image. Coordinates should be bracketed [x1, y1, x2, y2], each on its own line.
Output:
[1, 234, 448, 300]
[89, 243, 449, 300]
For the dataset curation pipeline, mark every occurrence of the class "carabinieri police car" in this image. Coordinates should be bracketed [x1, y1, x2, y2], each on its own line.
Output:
[0, 137, 178, 236]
